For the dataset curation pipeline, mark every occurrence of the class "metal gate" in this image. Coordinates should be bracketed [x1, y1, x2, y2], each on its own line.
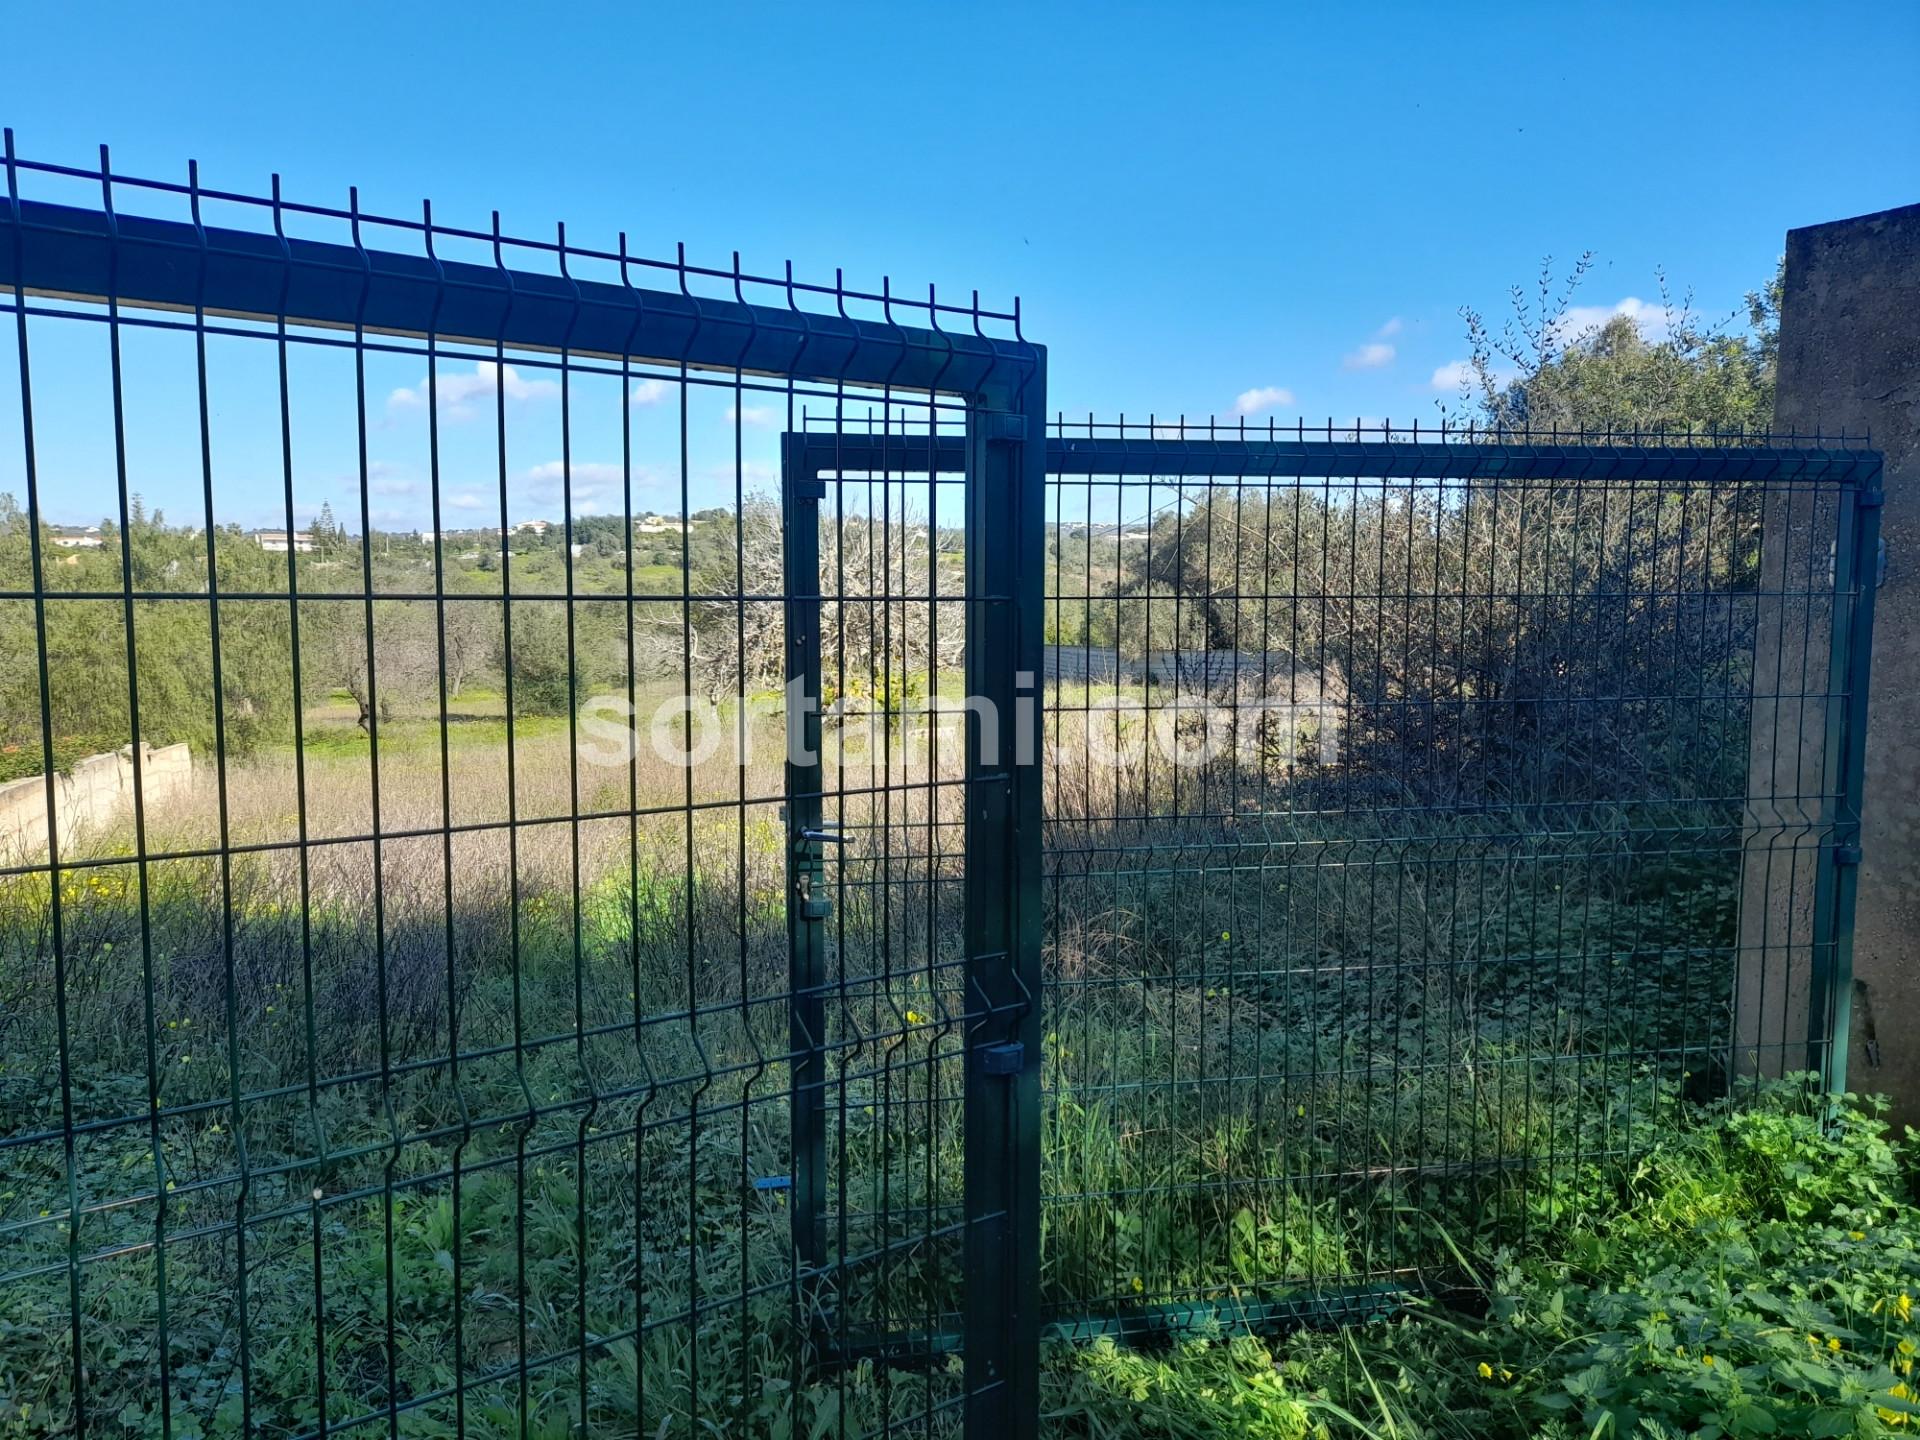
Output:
[786, 420, 1881, 1374]
[778, 421, 1042, 1429]
[0, 133, 1883, 1440]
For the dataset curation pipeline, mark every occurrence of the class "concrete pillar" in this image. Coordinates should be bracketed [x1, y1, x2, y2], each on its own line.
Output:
[1762, 202, 1920, 1118]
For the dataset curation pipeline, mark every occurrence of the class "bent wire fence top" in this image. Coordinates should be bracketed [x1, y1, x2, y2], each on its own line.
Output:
[0, 135, 1883, 1440]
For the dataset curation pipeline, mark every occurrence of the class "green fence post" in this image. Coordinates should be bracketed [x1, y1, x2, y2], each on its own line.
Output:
[783, 436, 829, 1340]
[963, 357, 1046, 1440]
[1809, 460, 1883, 1097]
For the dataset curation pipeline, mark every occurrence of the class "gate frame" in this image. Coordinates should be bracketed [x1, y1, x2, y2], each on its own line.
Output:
[780, 410, 1048, 1435]
[787, 424, 1883, 1343]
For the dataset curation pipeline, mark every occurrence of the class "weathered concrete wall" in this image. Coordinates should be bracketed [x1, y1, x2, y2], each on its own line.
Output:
[0, 742, 192, 863]
[1747, 201, 1920, 1117]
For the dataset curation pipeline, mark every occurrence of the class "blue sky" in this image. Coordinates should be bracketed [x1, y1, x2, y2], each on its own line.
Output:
[3, 0, 1916, 531]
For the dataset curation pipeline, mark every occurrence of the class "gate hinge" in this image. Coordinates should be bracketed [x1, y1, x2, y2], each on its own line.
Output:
[979, 1041, 1025, 1076]
[792, 476, 826, 501]
[1834, 843, 1863, 867]
[1857, 490, 1886, 510]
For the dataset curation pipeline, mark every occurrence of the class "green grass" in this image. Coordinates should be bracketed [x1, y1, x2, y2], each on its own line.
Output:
[1045, 1086, 1920, 1439]
[6, 845, 1909, 1440]
[292, 711, 572, 762]
[0, 723, 1859, 1440]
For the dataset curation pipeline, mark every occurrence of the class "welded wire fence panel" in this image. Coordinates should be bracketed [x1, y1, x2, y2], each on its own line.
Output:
[0, 139, 1041, 1440]
[785, 425, 974, 1404]
[1037, 419, 1880, 1332]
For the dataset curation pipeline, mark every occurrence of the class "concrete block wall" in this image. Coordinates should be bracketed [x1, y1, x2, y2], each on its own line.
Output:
[1740, 201, 1920, 1118]
[0, 742, 192, 864]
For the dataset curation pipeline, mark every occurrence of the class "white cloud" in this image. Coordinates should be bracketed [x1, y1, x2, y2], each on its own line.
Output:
[1343, 342, 1396, 371]
[1550, 296, 1672, 345]
[1229, 385, 1295, 417]
[702, 459, 779, 486]
[445, 491, 488, 511]
[387, 362, 560, 421]
[1430, 358, 1524, 393]
[1377, 316, 1404, 338]
[725, 403, 777, 429]
[523, 460, 664, 508]
[525, 460, 628, 490]
[741, 459, 777, 484]
[629, 378, 671, 407]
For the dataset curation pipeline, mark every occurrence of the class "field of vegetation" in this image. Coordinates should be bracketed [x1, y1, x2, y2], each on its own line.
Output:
[0, 445, 1840, 1440]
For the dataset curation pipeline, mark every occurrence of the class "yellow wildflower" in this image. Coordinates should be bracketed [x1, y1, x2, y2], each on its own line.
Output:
[1477, 1363, 1493, 1379]
[1830, 1337, 1843, 1352]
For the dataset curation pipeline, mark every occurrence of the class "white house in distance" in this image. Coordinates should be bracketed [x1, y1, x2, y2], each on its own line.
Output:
[636, 512, 688, 535]
[49, 525, 104, 549]
[252, 529, 315, 554]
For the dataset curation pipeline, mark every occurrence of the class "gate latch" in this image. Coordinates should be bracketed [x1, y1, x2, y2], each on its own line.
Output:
[795, 873, 832, 921]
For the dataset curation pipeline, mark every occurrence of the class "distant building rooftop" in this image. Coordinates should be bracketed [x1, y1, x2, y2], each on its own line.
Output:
[252, 529, 315, 553]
